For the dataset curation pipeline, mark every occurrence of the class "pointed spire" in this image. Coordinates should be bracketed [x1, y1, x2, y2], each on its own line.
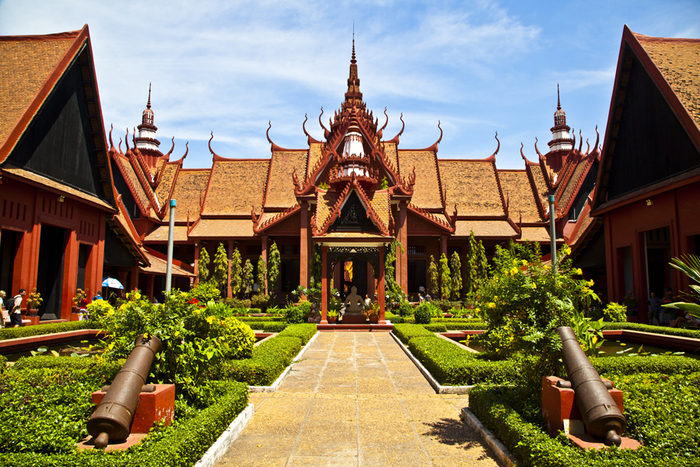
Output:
[147, 82, 152, 110]
[557, 83, 561, 111]
[344, 31, 362, 107]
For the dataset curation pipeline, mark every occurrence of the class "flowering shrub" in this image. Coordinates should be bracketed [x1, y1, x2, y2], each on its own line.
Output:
[100, 289, 255, 392]
[623, 291, 638, 314]
[477, 242, 598, 374]
[603, 302, 628, 322]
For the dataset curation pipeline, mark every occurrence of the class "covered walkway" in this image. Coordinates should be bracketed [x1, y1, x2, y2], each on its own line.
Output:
[215, 332, 500, 466]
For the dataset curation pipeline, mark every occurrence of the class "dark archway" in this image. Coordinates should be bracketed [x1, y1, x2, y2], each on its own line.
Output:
[37, 224, 68, 320]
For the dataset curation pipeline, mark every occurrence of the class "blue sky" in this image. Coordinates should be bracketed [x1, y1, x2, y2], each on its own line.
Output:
[1, 0, 699, 169]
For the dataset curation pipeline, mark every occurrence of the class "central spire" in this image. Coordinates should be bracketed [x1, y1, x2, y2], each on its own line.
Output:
[344, 34, 362, 107]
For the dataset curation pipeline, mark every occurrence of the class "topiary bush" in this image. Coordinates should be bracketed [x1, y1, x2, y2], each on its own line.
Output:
[397, 300, 414, 317]
[414, 303, 432, 324]
[285, 301, 310, 324]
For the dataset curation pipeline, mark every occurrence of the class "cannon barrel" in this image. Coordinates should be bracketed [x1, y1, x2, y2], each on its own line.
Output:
[557, 326, 626, 446]
[87, 334, 161, 448]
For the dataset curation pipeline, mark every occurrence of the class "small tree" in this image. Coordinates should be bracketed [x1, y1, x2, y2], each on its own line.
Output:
[257, 255, 267, 295]
[465, 231, 479, 295]
[230, 247, 242, 297]
[428, 255, 438, 297]
[198, 246, 210, 283]
[385, 239, 406, 306]
[450, 251, 462, 300]
[241, 259, 254, 298]
[477, 238, 489, 286]
[212, 243, 229, 294]
[439, 253, 451, 300]
[268, 242, 280, 295]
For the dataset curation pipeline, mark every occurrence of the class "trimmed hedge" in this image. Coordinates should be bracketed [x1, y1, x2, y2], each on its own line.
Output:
[215, 324, 317, 386]
[593, 354, 700, 376]
[469, 371, 700, 466]
[0, 320, 94, 341]
[406, 336, 516, 385]
[0, 380, 248, 466]
[393, 323, 435, 344]
[238, 316, 285, 323]
[261, 322, 288, 333]
[603, 322, 700, 339]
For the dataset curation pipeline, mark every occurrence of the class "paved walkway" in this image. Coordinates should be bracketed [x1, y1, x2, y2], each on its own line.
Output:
[215, 332, 500, 467]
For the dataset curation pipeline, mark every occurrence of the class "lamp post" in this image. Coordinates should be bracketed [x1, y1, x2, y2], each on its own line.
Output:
[549, 195, 557, 274]
[165, 199, 176, 293]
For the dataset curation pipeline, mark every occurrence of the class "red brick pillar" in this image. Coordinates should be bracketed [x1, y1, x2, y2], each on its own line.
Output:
[300, 201, 308, 288]
[193, 243, 200, 286]
[379, 245, 386, 324]
[321, 245, 328, 324]
[397, 201, 408, 294]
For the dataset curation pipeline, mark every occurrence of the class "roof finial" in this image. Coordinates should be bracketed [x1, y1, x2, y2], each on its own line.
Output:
[147, 82, 152, 109]
[352, 23, 356, 64]
[557, 83, 561, 111]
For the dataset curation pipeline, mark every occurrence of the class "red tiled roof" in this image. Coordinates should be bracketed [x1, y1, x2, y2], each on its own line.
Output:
[636, 33, 700, 129]
[144, 225, 189, 242]
[518, 226, 552, 243]
[265, 150, 307, 208]
[155, 163, 179, 207]
[498, 169, 542, 223]
[454, 219, 518, 238]
[164, 169, 210, 223]
[188, 219, 254, 238]
[201, 160, 269, 216]
[439, 160, 505, 216]
[398, 150, 443, 209]
[0, 29, 81, 157]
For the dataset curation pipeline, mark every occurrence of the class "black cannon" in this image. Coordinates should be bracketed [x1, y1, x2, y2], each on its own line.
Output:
[87, 334, 161, 448]
[556, 326, 626, 446]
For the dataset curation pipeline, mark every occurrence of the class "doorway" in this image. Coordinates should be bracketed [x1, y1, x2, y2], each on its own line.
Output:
[37, 224, 68, 320]
[645, 227, 673, 299]
[0, 230, 20, 294]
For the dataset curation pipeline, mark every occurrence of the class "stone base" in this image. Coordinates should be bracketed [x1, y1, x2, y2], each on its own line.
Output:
[567, 433, 642, 451]
[341, 314, 367, 324]
[542, 376, 624, 438]
[91, 384, 175, 434]
[78, 433, 148, 452]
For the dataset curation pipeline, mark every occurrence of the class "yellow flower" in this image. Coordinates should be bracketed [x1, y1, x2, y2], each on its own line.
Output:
[532, 282, 537, 289]
[522, 260, 528, 265]
[206, 315, 216, 324]
[510, 267, 519, 276]
[488, 302, 496, 309]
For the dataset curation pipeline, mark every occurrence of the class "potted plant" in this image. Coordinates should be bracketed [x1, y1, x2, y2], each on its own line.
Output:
[364, 302, 380, 324]
[26, 288, 42, 315]
[623, 291, 638, 321]
[72, 288, 88, 313]
[327, 308, 339, 324]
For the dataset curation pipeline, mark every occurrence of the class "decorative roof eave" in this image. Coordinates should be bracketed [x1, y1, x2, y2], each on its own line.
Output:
[593, 25, 700, 211]
[492, 157, 508, 218]
[302, 114, 322, 145]
[521, 145, 548, 220]
[110, 146, 151, 217]
[384, 113, 405, 144]
[253, 203, 301, 234]
[353, 182, 391, 237]
[407, 203, 455, 233]
[0, 27, 85, 164]
[266, 121, 299, 152]
[153, 137, 176, 187]
[112, 193, 150, 265]
[0, 25, 116, 209]
[554, 134, 600, 216]
[130, 131, 156, 185]
[126, 141, 161, 211]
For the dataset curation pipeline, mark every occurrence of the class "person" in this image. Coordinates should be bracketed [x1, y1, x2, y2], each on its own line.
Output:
[365, 294, 371, 307]
[648, 292, 661, 324]
[671, 310, 700, 328]
[78, 298, 88, 321]
[92, 293, 102, 301]
[0, 290, 9, 328]
[9, 288, 26, 327]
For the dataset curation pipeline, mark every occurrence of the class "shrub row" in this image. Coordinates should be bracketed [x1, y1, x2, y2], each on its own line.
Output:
[392, 324, 515, 385]
[593, 354, 700, 376]
[214, 324, 317, 386]
[0, 380, 248, 466]
[603, 322, 700, 339]
[0, 320, 94, 341]
[469, 370, 700, 467]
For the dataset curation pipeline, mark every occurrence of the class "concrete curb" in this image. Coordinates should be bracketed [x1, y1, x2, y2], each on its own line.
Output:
[460, 408, 516, 467]
[248, 331, 320, 393]
[390, 331, 473, 394]
[195, 403, 254, 467]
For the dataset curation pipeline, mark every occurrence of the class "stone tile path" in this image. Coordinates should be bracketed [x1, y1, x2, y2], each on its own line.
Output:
[215, 332, 500, 467]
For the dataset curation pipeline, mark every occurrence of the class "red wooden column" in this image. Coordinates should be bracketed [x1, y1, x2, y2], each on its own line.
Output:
[300, 201, 309, 288]
[62, 230, 80, 320]
[378, 244, 386, 324]
[441, 234, 448, 257]
[193, 243, 200, 286]
[146, 274, 155, 302]
[321, 245, 328, 324]
[397, 201, 408, 294]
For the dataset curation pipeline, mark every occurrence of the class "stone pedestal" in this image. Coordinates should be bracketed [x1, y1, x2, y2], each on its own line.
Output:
[91, 384, 175, 434]
[542, 376, 641, 450]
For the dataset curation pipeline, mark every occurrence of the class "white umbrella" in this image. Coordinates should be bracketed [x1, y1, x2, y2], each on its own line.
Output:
[102, 277, 124, 289]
